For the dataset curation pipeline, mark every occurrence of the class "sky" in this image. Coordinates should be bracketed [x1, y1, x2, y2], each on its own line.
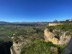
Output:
[0, 0, 72, 22]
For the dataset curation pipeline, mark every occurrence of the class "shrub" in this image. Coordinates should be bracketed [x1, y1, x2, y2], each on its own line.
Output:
[20, 40, 57, 54]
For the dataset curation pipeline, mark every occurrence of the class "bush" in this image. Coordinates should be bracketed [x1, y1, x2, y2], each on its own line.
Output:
[20, 40, 57, 54]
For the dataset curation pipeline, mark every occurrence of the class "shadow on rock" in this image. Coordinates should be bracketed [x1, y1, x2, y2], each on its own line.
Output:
[0, 41, 13, 54]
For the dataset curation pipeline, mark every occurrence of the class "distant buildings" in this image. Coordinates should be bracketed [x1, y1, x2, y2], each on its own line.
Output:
[48, 23, 63, 26]
[48, 19, 72, 26]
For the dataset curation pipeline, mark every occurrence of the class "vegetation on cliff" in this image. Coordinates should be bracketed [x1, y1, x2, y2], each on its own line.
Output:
[47, 23, 72, 32]
[21, 40, 65, 54]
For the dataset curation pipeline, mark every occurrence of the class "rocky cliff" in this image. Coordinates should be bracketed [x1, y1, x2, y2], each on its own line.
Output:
[10, 36, 32, 54]
[44, 28, 71, 45]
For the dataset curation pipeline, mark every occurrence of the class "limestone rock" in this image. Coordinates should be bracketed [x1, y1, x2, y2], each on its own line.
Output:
[44, 28, 71, 45]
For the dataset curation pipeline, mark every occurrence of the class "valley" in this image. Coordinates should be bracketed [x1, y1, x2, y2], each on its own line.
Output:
[0, 21, 72, 54]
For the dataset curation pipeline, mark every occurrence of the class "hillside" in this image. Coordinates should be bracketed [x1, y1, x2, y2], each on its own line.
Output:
[0, 22, 72, 54]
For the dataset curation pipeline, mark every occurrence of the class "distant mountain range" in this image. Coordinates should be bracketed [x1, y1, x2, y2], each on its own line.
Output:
[0, 21, 49, 26]
[0, 20, 71, 25]
[0, 21, 11, 24]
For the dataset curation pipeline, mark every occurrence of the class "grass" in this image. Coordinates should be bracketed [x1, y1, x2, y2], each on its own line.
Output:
[21, 40, 65, 54]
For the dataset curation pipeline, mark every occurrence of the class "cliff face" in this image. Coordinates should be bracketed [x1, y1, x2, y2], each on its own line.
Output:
[44, 28, 71, 45]
[10, 36, 23, 54]
[11, 36, 32, 54]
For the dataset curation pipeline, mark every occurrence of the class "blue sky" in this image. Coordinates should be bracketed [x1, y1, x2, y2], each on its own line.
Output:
[0, 0, 72, 22]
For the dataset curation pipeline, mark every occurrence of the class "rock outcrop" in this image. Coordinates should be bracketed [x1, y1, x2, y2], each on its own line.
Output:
[10, 36, 23, 54]
[44, 28, 71, 45]
[11, 36, 32, 54]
